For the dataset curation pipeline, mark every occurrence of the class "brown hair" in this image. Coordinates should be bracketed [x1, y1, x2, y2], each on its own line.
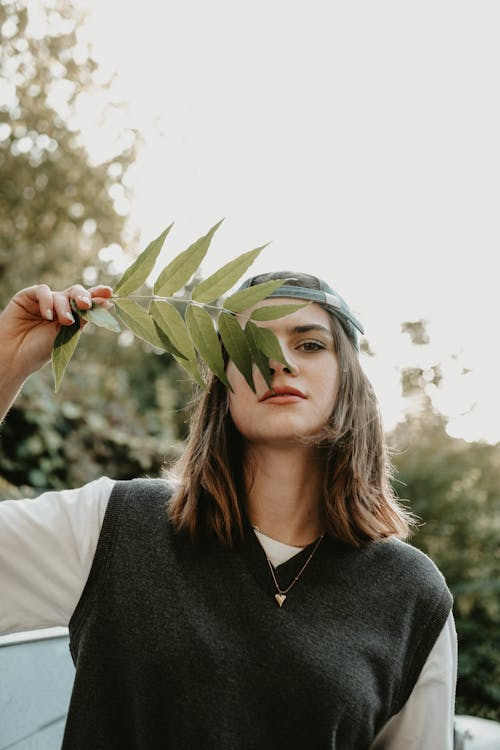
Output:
[166, 294, 415, 548]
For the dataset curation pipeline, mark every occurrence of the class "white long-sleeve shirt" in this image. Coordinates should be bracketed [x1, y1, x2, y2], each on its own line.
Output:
[0, 477, 457, 748]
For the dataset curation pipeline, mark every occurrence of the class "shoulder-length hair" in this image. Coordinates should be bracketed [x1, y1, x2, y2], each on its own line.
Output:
[166, 300, 414, 548]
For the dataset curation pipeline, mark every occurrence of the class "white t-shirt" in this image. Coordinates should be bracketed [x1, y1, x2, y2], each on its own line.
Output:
[0, 476, 457, 749]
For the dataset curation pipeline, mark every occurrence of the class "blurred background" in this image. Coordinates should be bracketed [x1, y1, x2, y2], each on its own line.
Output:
[0, 0, 499, 720]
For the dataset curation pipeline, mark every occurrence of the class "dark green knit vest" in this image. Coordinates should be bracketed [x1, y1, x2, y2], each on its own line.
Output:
[65, 479, 452, 750]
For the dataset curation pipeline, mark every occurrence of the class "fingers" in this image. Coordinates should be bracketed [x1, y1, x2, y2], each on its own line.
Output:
[89, 285, 113, 299]
[89, 285, 114, 308]
[21, 283, 114, 326]
[24, 284, 55, 322]
[58, 286, 112, 323]
[52, 292, 78, 325]
[65, 284, 114, 308]
[63, 284, 93, 312]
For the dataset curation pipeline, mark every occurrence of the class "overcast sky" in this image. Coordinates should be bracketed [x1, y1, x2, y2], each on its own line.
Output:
[75, 0, 499, 442]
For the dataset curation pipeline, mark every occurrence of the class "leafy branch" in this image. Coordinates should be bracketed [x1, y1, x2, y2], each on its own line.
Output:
[51, 220, 305, 392]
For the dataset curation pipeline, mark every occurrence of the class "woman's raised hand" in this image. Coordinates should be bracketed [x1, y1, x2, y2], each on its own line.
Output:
[0, 283, 113, 382]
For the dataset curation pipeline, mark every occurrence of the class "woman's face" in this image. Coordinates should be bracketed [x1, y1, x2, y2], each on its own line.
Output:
[226, 299, 339, 447]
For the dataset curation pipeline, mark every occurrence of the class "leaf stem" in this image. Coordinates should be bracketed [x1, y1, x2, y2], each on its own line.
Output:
[112, 295, 226, 314]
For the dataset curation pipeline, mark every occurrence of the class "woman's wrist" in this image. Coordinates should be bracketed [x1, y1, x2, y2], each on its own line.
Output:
[0, 358, 29, 422]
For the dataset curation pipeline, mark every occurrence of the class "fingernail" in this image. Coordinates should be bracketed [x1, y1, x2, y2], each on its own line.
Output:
[64, 312, 75, 323]
[46, 309, 53, 321]
[78, 295, 92, 307]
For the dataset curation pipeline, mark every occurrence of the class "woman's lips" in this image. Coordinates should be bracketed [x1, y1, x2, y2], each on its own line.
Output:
[259, 387, 306, 404]
[262, 394, 305, 404]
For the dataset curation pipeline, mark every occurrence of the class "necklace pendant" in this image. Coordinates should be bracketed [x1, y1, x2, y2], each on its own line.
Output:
[275, 593, 286, 607]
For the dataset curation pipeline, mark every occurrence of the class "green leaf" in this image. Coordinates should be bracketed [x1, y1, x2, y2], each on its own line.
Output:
[171, 352, 207, 389]
[191, 243, 269, 304]
[185, 304, 232, 390]
[250, 303, 308, 321]
[244, 321, 273, 390]
[85, 306, 121, 333]
[218, 312, 255, 392]
[149, 302, 206, 385]
[114, 223, 174, 297]
[149, 300, 195, 361]
[154, 219, 224, 297]
[116, 300, 204, 383]
[152, 322, 188, 359]
[71, 301, 121, 333]
[223, 278, 289, 313]
[114, 299, 169, 350]
[246, 321, 291, 369]
[51, 320, 82, 392]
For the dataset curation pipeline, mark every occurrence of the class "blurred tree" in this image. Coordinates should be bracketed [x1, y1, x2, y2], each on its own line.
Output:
[390, 326, 500, 720]
[0, 0, 190, 491]
[0, 0, 132, 296]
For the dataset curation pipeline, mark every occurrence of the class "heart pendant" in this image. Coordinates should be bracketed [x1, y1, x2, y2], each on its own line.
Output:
[275, 593, 286, 607]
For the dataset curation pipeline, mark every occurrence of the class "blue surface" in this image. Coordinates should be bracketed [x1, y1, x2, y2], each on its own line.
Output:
[0, 634, 74, 749]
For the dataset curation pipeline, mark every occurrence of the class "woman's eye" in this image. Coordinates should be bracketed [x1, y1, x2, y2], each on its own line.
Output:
[298, 340, 326, 352]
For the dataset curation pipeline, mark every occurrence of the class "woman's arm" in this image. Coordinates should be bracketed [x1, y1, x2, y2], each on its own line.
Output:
[0, 477, 115, 635]
[0, 283, 112, 421]
[369, 612, 457, 750]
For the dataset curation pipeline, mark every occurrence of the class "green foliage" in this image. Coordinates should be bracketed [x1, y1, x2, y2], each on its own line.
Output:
[184, 304, 232, 390]
[390, 407, 500, 721]
[0, 0, 135, 300]
[393, 326, 500, 720]
[113, 299, 171, 351]
[149, 300, 204, 387]
[149, 300, 196, 360]
[245, 321, 290, 368]
[0, 0, 302, 492]
[0, 0, 189, 491]
[456, 607, 500, 719]
[244, 321, 274, 390]
[191, 244, 269, 304]
[113, 224, 173, 298]
[51, 316, 81, 392]
[224, 278, 290, 312]
[250, 302, 308, 321]
[73, 302, 120, 333]
[153, 220, 223, 297]
[0, 352, 187, 493]
[218, 313, 254, 391]
[51, 222, 304, 393]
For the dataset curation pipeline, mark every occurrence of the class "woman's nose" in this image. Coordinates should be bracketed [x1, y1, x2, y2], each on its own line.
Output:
[269, 358, 298, 376]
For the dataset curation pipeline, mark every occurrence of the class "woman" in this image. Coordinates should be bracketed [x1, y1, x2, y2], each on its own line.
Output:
[0, 273, 456, 749]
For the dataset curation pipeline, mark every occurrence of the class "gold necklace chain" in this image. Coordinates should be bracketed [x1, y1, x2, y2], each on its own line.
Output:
[264, 532, 325, 607]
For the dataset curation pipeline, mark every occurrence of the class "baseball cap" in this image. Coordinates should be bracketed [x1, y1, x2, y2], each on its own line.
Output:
[237, 271, 365, 350]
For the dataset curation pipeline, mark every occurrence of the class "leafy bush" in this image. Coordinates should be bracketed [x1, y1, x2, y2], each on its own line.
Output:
[390, 409, 500, 720]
